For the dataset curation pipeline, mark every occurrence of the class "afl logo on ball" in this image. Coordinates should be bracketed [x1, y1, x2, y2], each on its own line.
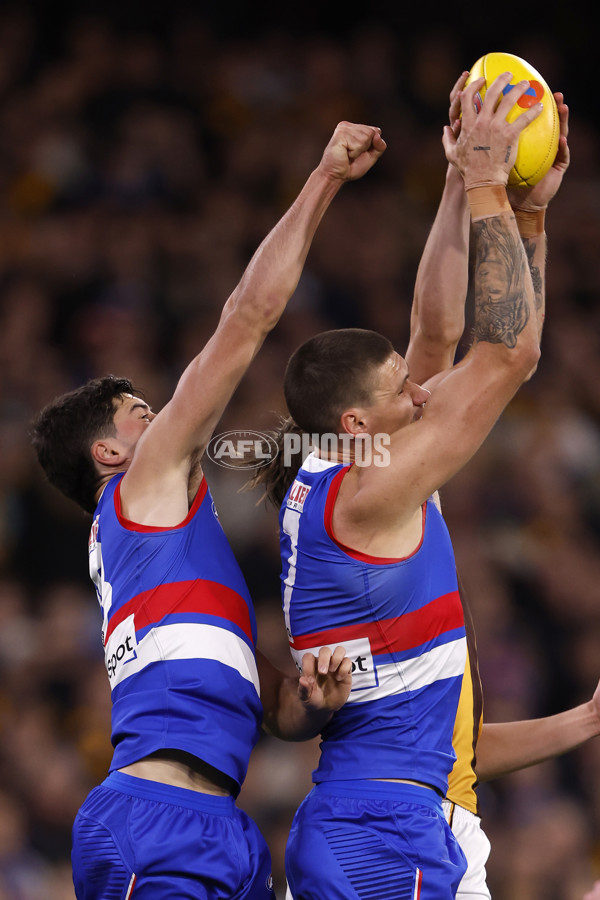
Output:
[517, 80, 544, 107]
[502, 79, 544, 108]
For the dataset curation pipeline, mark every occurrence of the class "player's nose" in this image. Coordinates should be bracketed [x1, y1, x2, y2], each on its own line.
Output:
[410, 383, 431, 407]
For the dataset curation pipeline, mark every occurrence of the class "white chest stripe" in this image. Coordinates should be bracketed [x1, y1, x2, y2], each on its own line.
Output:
[104, 622, 260, 694]
[352, 636, 467, 704]
[291, 636, 467, 705]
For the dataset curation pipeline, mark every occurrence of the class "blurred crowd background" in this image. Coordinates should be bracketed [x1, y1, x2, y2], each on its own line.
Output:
[0, 1, 598, 897]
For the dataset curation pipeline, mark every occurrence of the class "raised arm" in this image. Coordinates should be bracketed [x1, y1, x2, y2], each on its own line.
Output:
[120, 123, 386, 524]
[406, 73, 470, 385]
[407, 88, 569, 392]
[475, 677, 600, 782]
[346, 74, 543, 525]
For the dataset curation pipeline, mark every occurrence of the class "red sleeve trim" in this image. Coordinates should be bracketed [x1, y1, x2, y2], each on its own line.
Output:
[323, 467, 426, 564]
[114, 477, 208, 532]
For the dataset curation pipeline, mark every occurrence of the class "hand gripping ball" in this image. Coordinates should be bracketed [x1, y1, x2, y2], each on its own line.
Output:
[465, 51, 559, 186]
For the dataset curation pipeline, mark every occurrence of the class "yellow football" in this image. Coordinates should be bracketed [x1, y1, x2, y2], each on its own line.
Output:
[465, 51, 559, 187]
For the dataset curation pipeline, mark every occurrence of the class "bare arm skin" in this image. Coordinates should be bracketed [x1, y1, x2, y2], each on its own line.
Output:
[408, 89, 569, 391]
[406, 163, 469, 384]
[406, 73, 470, 385]
[476, 680, 600, 781]
[258, 647, 353, 741]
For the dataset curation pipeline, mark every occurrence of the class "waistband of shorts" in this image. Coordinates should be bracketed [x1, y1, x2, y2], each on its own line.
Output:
[103, 771, 236, 815]
[442, 799, 480, 827]
[312, 779, 443, 812]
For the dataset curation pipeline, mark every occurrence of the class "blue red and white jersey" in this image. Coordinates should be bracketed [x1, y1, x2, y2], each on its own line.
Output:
[280, 454, 467, 795]
[88, 473, 263, 793]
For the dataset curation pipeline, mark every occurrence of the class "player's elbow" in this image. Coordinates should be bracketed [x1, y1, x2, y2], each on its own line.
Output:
[231, 284, 292, 336]
[495, 335, 540, 380]
[436, 301, 467, 344]
[516, 342, 541, 378]
[420, 317, 465, 352]
[475, 337, 540, 389]
[503, 344, 540, 388]
[521, 355, 540, 383]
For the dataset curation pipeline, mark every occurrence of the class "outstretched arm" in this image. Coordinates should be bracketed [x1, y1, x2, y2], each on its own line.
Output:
[406, 73, 470, 385]
[257, 647, 352, 741]
[408, 88, 569, 391]
[160, 121, 387, 464]
[121, 122, 386, 525]
[475, 678, 600, 781]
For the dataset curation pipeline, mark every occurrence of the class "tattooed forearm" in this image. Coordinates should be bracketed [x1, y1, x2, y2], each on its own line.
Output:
[472, 216, 530, 349]
[473, 290, 529, 348]
[523, 238, 543, 313]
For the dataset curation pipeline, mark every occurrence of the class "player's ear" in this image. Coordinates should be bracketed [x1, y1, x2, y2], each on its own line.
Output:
[340, 409, 368, 435]
[91, 438, 125, 468]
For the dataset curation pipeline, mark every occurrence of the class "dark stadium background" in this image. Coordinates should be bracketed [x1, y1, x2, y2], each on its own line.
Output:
[0, 2, 598, 897]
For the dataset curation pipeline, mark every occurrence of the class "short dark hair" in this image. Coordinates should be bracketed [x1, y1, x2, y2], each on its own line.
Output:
[284, 328, 394, 435]
[31, 375, 136, 514]
[246, 329, 395, 508]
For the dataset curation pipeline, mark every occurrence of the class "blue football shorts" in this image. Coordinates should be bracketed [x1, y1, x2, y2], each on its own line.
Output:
[71, 771, 275, 899]
[285, 780, 467, 900]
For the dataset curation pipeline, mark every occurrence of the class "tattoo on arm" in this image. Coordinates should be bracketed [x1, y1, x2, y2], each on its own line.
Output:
[523, 238, 543, 313]
[472, 217, 530, 349]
